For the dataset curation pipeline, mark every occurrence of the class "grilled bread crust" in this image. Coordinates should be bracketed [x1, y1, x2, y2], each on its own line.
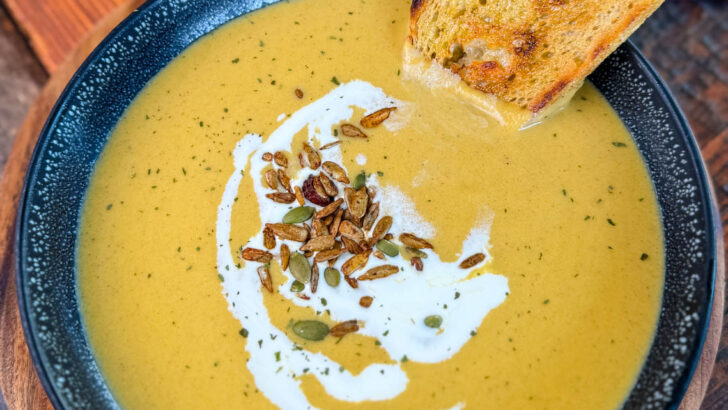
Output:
[410, 0, 664, 113]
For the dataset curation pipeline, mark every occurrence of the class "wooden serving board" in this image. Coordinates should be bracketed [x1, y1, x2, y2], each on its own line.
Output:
[0, 1, 724, 409]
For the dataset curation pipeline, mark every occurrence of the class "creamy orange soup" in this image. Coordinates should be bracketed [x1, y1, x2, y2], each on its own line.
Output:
[77, 1, 664, 409]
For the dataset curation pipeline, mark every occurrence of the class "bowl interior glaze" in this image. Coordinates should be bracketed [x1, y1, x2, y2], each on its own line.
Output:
[15, 1, 717, 409]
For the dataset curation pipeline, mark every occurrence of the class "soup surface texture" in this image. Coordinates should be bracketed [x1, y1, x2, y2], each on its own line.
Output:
[78, 0, 664, 409]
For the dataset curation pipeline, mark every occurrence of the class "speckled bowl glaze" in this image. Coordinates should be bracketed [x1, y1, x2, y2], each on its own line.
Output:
[15, 0, 718, 409]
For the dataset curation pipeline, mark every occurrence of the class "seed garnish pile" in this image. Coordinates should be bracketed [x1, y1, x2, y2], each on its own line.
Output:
[240, 107, 485, 341]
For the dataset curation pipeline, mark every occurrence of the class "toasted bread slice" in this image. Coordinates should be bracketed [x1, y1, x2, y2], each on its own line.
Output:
[409, 0, 664, 114]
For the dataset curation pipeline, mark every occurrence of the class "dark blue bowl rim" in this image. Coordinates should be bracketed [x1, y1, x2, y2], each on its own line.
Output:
[12, 1, 718, 408]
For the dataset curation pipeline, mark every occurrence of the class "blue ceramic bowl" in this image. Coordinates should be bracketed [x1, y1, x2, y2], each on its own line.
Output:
[15, 1, 719, 408]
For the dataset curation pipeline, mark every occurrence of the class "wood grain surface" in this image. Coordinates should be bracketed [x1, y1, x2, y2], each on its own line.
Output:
[0, 1, 725, 409]
[2, 0, 128, 72]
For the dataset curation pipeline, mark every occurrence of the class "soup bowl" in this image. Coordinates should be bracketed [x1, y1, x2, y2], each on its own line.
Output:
[15, 0, 719, 408]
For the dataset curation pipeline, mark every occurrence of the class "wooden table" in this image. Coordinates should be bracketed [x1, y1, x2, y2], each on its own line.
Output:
[0, 1, 726, 409]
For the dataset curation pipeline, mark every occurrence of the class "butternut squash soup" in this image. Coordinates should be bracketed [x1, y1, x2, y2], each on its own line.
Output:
[77, 0, 664, 409]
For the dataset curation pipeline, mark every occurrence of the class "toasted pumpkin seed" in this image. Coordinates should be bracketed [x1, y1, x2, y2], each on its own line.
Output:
[263, 227, 276, 249]
[273, 151, 288, 168]
[322, 161, 350, 183]
[399, 233, 433, 249]
[302, 143, 321, 169]
[266, 192, 296, 204]
[280, 244, 290, 270]
[341, 123, 367, 138]
[320, 140, 341, 150]
[266, 223, 309, 242]
[339, 220, 365, 243]
[257, 265, 273, 293]
[342, 250, 371, 276]
[376, 239, 399, 257]
[330, 320, 359, 337]
[292, 320, 329, 341]
[344, 274, 359, 289]
[369, 216, 392, 246]
[290, 280, 305, 292]
[424, 315, 442, 328]
[459, 253, 486, 269]
[315, 248, 345, 263]
[316, 198, 343, 219]
[319, 173, 339, 197]
[362, 202, 380, 231]
[358, 265, 399, 281]
[283, 206, 314, 224]
[289, 252, 311, 283]
[344, 187, 368, 219]
[277, 169, 292, 193]
[300, 235, 335, 252]
[264, 169, 278, 189]
[241, 247, 273, 263]
[311, 263, 320, 293]
[360, 107, 396, 128]
[324, 267, 341, 287]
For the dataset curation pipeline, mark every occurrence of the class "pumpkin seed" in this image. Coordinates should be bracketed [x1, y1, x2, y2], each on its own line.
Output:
[289, 252, 311, 283]
[302, 142, 321, 169]
[369, 216, 392, 246]
[330, 320, 359, 337]
[424, 315, 442, 328]
[459, 253, 485, 269]
[263, 227, 276, 249]
[292, 320, 330, 341]
[316, 198, 343, 219]
[300, 235, 335, 252]
[399, 233, 434, 249]
[358, 265, 399, 281]
[290, 280, 305, 292]
[266, 223, 309, 242]
[341, 123, 368, 138]
[324, 267, 341, 287]
[352, 172, 366, 190]
[342, 251, 371, 276]
[362, 202, 380, 231]
[264, 169, 278, 189]
[341, 236, 365, 254]
[311, 263, 319, 293]
[277, 169, 292, 193]
[376, 239, 399, 257]
[344, 187, 368, 219]
[266, 192, 296, 204]
[257, 265, 273, 293]
[273, 151, 288, 168]
[294, 186, 305, 206]
[322, 161, 350, 183]
[360, 107, 397, 128]
[280, 244, 290, 270]
[241, 247, 273, 263]
[319, 173, 339, 197]
[283, 206, 314, 224]
[314, 247, 345, 263]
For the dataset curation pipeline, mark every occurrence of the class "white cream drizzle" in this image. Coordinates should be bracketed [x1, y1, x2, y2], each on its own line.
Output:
[215, 80, 509, 409]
